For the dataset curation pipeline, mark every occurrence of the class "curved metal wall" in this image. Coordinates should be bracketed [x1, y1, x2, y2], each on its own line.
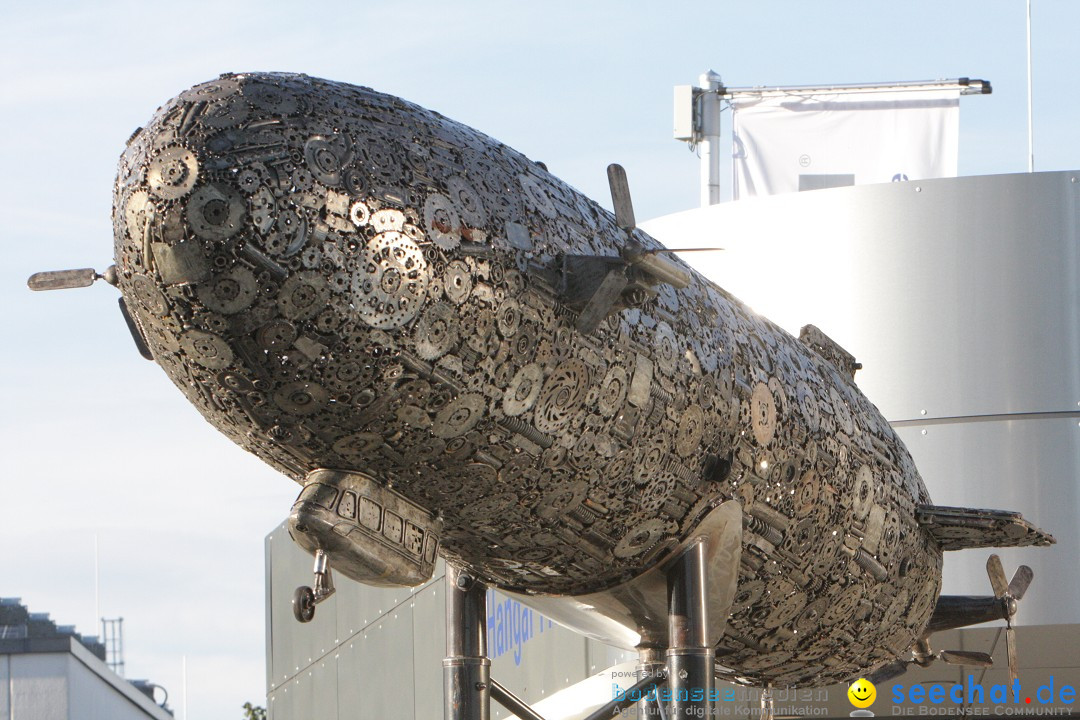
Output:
[641, 171, 1080, 625]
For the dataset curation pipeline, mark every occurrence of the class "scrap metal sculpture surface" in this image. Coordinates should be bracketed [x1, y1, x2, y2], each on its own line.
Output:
[42, 72, 1052, 689]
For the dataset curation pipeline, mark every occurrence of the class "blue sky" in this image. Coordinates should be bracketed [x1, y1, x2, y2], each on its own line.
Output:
[2, 1, 1078, 715]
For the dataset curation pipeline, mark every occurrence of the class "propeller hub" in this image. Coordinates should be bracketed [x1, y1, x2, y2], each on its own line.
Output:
[1006, 597, 1018, 618]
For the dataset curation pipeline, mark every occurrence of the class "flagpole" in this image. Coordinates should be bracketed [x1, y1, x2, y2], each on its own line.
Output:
[94, 534, 100, 631]
[1026, 0, 1034, 172]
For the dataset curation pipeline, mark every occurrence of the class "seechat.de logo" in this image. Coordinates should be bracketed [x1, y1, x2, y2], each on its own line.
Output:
[891, 676, 1076, 709]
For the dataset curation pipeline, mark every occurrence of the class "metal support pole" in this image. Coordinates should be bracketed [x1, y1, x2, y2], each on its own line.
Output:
[445, 565, 490, 720]
[637, 647, 666, 719]
[1026, 0, 1034, 172]
[666, 538, 714, 719]
[491, 679, 546, 720]
[760, 684, 774, 720]
[698, 71, 723, 208]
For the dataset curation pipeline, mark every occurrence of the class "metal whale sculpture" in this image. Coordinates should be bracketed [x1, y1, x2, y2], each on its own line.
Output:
[32, 72, 1053, 693]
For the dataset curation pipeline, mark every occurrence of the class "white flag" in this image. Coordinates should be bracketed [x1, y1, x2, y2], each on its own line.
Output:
[731, 89, 959, 199]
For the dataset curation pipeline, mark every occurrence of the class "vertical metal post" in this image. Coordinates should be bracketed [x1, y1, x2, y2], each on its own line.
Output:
[1026, 0, 1034, 172]
[760, 684, 774, 720]
[181, 655, 187, 720]
[698, 71, 723, 207]
[667, 538, 714, 719]
[94, 533, 100, 634]
[637, 647, 666, 719]
[445, 565, 490, 720]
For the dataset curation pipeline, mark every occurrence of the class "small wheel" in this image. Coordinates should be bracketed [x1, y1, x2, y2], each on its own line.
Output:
[293, 585, 316, 623]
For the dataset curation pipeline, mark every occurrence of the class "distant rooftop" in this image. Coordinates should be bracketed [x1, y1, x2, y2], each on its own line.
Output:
[0, 596, 107, 660]
[0, 597, 170, 713]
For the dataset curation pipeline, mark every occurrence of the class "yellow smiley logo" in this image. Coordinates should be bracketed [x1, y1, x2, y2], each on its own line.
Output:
[848, 678, 876, 708]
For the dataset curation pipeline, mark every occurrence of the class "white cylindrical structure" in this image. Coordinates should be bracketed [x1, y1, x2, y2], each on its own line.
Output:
[642, 171, 1080, 625]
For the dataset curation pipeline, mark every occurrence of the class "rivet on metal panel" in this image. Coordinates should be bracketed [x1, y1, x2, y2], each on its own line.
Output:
[915, 186, 922, 192]
[921, 430, 928, 435]
[920, 409, 927, 415]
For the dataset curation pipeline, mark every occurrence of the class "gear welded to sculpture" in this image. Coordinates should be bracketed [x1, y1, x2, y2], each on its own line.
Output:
[110, 72, 953, 686]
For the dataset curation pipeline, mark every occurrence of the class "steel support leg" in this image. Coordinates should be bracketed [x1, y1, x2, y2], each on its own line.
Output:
[760, 684, 774, 720]
[445, 565, 490, 720]
[667, 538, 714, 719]
[637, 647, 666, 720]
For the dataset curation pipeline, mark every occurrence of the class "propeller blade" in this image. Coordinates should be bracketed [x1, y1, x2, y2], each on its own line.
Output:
[987, 554, 1009, 599]
[118, 298, 154, 361]
[869, 660, 909, 684]
[28, 268, 97, 291]
[575, 268, 628, 335]
[939, 650, 994, 668]
[1007, 625, 1020, 683]
[607, 164, 636, 231]
[1009, 565, 1034, 600]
